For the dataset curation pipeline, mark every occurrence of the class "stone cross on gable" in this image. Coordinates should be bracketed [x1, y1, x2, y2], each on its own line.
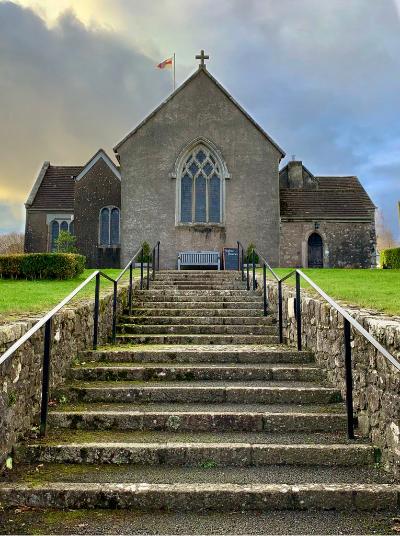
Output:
[196, 49, 209, 68]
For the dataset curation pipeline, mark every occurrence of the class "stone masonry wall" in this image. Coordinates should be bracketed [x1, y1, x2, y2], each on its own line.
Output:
[0, 283, 130, 466]
[265, 281, 400, 476]
[279, 220, 376, 268]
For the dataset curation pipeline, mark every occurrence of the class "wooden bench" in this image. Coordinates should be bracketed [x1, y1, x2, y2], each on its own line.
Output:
[178, 251, 220, 270]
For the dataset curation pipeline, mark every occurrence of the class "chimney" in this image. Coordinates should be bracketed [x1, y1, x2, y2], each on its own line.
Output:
[287, 160, 304, 189]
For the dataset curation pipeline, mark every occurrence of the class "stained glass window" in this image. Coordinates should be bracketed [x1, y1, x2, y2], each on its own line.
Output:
[181, 174, 192, 223]
[60, 221, 68, 233]
[99, 207, 120, 246]
[179, 145, 223, 223]
[195, 174, 207, 222]
[209, 174, 221, 222]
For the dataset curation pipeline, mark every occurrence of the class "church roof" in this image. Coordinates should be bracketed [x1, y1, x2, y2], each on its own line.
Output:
[26, 164, 83, 209]
[280, 176, 375, 221]
[113, 67, 286, 157]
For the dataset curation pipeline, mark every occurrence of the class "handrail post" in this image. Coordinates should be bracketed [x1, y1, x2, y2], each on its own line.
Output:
[252, 249, 256, 291]
[344, 318, 355, 439]
[140, 249, 144, 290]
[157, 241, 160, 271]
[112, 281, 117, 344]
[241, 247, 244, 281]
[128, 263, 133, 316]
[93, 273, 100, 350]
[39, 318, 52, 437]
[152, 247, 156, 281]
[295, 271, 302, 351]
[146, 253, 150, 290]
[237, 242, 240, 271]
[263, 263, 267, 316]
[278, 280, 283, 344]
[246, 256, 250, 291]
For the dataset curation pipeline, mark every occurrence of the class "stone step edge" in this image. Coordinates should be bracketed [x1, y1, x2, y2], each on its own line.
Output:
[0, 483, 398, 511]
[66, 385, 338, 394]
[23, 443, 375, 466]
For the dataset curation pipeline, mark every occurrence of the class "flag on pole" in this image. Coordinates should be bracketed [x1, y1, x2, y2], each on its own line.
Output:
[157, 57, 173, 69]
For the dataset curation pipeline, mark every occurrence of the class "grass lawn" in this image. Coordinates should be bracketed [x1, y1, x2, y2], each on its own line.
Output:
[261, 268, 400, 316]
[0, 269, 140, 321]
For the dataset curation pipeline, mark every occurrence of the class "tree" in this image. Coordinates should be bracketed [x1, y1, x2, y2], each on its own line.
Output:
[0, 232, 24, 254]
[376, 210, 396, 252]
[54, 231, 78, 253]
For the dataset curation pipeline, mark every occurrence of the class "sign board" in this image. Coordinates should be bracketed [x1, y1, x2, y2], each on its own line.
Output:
[223, 247, 239, 271]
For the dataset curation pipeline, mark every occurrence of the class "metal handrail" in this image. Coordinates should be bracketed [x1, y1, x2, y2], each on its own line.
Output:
[0, 240, 160, 436]
[245, 245, 399, 440]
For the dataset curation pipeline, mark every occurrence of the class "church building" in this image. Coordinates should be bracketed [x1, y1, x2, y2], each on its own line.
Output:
[24, 52, 376, 269]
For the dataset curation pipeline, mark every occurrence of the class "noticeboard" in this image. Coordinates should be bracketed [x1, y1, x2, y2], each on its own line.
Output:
[223, 247, 239, 271]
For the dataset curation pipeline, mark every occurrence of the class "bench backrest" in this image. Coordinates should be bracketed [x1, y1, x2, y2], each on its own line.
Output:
[178, 251, 220, 269]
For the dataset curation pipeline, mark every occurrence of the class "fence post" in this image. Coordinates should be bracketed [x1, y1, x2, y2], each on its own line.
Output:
[112, 281, 117, 344]
[295, 271, 302, 351]
[128, 263, 133, 316]
[252, 250, 256, 291]
[93, 273, 100, 350]
[39, 318, 52, 437]
[263, 263, 268, 316]
[246, 257, 250, 291]
[344, 318, 355, 439]
[140, 249, 144, 290]
[146, 254, 150, 290]
[278, 280, 283, 344]
[152, 247, 156, 281]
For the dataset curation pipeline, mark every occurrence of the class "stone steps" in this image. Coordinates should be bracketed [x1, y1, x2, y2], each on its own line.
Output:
[117, 324, 277, 335]
[120, 315, 273, 325]
[133, 301, 263, 309]
[21, 442, 374, 466]
[48, 403, 347, 432]
[1, 481, 398, 511]
[80, 345, 314, 364]
[5, 270, 396, 521]
[70, 363, 322, 382]
[61, 381, 340, 405]
[115, 334, 279, 345]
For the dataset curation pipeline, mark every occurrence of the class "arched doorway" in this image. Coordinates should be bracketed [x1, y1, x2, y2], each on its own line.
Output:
[308, 233, 323, 268]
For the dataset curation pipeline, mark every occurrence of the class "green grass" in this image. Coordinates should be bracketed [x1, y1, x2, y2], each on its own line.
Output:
[261, 268, 400, 316]
[0, 269, 140, 320]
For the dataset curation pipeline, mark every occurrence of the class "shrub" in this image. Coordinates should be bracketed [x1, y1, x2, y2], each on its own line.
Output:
[380, 247, 400, 269]
[138, 241, 151, 262]
[55, 231, 78, 253]
[244, 243, 259, 264]
[0, 253, 86, 280]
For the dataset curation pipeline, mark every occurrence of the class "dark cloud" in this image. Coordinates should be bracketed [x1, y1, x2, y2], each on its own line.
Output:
[0, 0, 399, 239]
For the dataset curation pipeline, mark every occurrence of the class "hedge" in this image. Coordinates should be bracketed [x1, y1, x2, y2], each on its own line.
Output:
[380, 247, 400, 269]
[0, 253, 86, 280]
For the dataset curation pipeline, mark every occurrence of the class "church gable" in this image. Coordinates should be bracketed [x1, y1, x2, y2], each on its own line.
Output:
[114, 67, 285, 158]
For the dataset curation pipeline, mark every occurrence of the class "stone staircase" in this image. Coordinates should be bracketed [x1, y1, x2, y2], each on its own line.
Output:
[1, 270, 399, 532]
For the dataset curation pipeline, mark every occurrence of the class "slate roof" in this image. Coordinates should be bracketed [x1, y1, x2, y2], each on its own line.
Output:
[280, 176, 375, 221]
[28, 165, 83, 209]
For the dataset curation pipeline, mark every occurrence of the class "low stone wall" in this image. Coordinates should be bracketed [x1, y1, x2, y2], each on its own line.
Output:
[265, 280, 400, 476]
[0, 283, 130, 466]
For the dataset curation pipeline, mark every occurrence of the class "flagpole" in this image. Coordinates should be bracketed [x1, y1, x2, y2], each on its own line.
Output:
[173, 53, 176, 91]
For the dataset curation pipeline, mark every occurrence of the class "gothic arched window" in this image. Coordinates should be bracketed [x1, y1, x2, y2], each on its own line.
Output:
[99, 206, 120, 246]
[178, 145, 223, 223]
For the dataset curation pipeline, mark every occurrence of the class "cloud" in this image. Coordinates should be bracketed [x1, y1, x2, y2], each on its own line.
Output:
[0, 0, 399, 239]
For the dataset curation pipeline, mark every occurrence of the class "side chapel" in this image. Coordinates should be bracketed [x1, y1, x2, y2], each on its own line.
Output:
[24, 52, 376, 269]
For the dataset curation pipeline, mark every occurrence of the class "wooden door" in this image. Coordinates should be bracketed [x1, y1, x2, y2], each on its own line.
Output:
[308, 233, 323, 268]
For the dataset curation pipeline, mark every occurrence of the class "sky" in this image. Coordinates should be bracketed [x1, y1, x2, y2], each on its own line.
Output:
[0, 0, 399, 239]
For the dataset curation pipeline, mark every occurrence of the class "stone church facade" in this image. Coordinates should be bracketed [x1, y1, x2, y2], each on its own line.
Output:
[24, 59, 376, 269]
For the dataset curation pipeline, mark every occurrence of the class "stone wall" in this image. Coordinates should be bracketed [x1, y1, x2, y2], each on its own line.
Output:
[0, 283, 130, 466]
[266, 280, 400, 475]
[279, 220, 376, 268]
